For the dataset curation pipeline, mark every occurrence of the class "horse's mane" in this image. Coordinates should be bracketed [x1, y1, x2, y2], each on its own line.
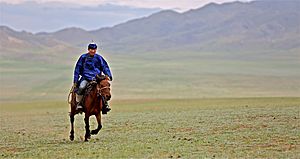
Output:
[96, 74, 107, 82]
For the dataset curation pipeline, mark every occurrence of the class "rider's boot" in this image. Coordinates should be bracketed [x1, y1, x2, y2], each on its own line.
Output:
[76, 94, 83, 111]
[102, 97, 111, 114]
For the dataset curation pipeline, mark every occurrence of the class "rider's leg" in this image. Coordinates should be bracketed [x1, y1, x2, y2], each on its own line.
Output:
[76, 80, 88, 110]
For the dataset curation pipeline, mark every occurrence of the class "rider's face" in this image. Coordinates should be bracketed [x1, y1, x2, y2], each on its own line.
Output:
[88, 49, 97, 56]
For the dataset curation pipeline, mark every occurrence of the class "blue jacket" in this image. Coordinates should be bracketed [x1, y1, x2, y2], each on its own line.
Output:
[74, 53, 113, 83]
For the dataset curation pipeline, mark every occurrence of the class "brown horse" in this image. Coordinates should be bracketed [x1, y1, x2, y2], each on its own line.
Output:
[69, 75, 111, 141]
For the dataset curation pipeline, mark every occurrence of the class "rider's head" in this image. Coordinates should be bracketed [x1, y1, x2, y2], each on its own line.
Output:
[88, 43, 97, 56]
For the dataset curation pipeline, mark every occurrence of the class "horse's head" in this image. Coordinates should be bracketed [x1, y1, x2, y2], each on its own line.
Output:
[96, 75, 111, 101]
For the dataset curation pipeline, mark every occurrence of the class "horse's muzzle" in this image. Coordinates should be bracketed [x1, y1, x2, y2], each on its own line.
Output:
[106, 95, 111, 101]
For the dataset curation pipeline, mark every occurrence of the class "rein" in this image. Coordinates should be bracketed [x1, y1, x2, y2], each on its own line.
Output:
[67, 85, 75, 104]
[97, 85, 110, 96]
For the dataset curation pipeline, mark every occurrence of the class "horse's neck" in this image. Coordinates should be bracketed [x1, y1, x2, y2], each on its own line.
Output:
[85, 87, 102, 112]
[86, 85, 97, 97]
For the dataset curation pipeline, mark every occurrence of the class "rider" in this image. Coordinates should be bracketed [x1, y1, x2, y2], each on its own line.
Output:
[73, 42, 113, 114]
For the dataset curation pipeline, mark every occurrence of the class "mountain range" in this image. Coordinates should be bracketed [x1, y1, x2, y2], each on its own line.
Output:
[1, 0, 299, 62]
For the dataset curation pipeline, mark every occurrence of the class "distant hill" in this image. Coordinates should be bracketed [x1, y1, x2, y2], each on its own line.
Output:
[1, 0, 299, 61]
[0, 26, 77, 62]
[90, 0, 300, 56]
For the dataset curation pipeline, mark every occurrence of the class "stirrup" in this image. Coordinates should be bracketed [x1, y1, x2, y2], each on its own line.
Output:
[76, 104, 83, 111]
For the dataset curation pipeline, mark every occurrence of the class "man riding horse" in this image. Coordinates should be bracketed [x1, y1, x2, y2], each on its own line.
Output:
[73, 42, 112, 114]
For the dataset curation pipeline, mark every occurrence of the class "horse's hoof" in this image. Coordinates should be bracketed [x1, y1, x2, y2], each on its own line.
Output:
[84, 137, 90, 142]
[70, 136, 74, 141]
[85, 135, 91, 140]
[91, 130, 97, 135]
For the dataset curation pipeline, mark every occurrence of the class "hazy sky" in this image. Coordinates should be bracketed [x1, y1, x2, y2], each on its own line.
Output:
[0, 0, 253, 11]
[0, 0, 254, 32]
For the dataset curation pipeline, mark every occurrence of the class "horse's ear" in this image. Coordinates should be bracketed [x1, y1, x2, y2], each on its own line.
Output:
[96, 74, 106, 82]
[105, 75, 110, 80]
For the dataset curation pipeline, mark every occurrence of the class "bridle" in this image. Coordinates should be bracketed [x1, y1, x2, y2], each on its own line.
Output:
[96, 83, 110, 97]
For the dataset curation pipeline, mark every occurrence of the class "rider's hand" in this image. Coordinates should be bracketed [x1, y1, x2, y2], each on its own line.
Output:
[107, 76, 112, 81]
[73, 82, 77, 87]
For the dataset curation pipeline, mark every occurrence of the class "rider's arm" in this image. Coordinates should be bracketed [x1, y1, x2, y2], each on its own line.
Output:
[74, 55, 84, 83]
[99, 56, 113, 81]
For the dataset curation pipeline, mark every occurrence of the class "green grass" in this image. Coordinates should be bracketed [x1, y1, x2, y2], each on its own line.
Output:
[1, 52, 300, 102]
[1, 97, 299, 158]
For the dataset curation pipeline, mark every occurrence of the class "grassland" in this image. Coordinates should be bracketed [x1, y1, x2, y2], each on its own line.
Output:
[0, 98, 299, 158]
[0, 50, 299, 158]
[0, 52, 299, 102]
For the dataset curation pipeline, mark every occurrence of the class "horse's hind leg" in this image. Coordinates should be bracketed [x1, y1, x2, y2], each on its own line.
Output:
[84, 114, 91, 141]
[69, 113, 75, 141]
[91, 113, 102, 135]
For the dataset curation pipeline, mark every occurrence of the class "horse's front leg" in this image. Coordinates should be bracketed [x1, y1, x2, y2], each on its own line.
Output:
[91, 113, 102, 135]
[69, 113, 75, 141]
[84, 114, 91, 141]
